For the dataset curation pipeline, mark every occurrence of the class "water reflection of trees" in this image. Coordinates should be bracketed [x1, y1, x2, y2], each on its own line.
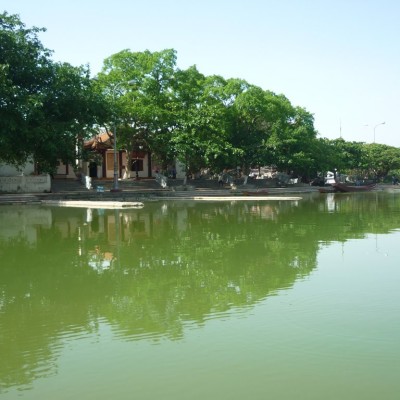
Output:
[1, 193, 400, 390]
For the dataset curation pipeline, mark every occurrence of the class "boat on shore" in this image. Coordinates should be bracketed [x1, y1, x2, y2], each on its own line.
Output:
[332, 182, 377, 192]
[319, 182, 377, 193]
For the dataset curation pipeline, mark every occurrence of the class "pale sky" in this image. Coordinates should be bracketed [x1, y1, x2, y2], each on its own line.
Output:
[3, 0, 399, 147]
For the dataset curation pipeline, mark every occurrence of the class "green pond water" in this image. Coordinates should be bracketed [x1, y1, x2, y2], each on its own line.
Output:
[1, 192, 400, 399]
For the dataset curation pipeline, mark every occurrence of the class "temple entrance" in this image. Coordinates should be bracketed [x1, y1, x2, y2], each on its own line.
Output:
[89, 162, 98, 178]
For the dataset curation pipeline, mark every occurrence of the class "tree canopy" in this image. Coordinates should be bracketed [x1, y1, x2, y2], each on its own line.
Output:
[1, 11, 400, 180]
[94, 49, 322, 177]
[0, 11, 108, 172]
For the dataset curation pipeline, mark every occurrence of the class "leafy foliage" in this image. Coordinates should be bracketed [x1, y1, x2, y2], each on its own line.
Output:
[1, 12, 399, 180]
[0, 12, 108, 172]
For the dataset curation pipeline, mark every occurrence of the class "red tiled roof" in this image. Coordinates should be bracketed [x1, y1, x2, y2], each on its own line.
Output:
[84, 132, 113, 150]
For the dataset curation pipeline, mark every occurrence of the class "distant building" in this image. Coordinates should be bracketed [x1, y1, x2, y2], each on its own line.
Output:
[83, 131, 152, 180]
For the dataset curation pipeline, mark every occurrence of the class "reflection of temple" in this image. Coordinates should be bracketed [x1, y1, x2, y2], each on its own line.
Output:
[88, 245, 114, 273]
[248, 203, 278, 220]
[84, 207, 151, 242]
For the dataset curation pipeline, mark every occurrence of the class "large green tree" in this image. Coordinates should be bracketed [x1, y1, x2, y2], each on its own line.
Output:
[95, 49, 178, 176]
[0, 11, 52, 166]
[362, 143, 400, 180]
[171, 72, 242, 176]
[0, 12, 107, 172]
[231, 86, 318, 178]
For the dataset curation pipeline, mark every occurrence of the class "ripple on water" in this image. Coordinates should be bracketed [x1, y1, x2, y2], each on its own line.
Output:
[264, 289, 400, 367]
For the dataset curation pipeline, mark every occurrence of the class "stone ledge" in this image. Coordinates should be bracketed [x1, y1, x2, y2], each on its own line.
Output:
[0, 175, 51, 193]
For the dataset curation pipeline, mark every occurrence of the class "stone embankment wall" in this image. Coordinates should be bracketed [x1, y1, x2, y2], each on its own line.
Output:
[0, 175, 51, 193]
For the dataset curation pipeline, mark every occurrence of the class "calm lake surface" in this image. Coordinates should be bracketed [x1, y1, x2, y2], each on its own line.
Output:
[1, 192, 400, 399]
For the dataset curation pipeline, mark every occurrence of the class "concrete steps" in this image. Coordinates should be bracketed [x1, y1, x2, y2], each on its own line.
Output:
[0, 177, 318, 205]
[51, 179, 86, 193]
[0, 194, 41, 205]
